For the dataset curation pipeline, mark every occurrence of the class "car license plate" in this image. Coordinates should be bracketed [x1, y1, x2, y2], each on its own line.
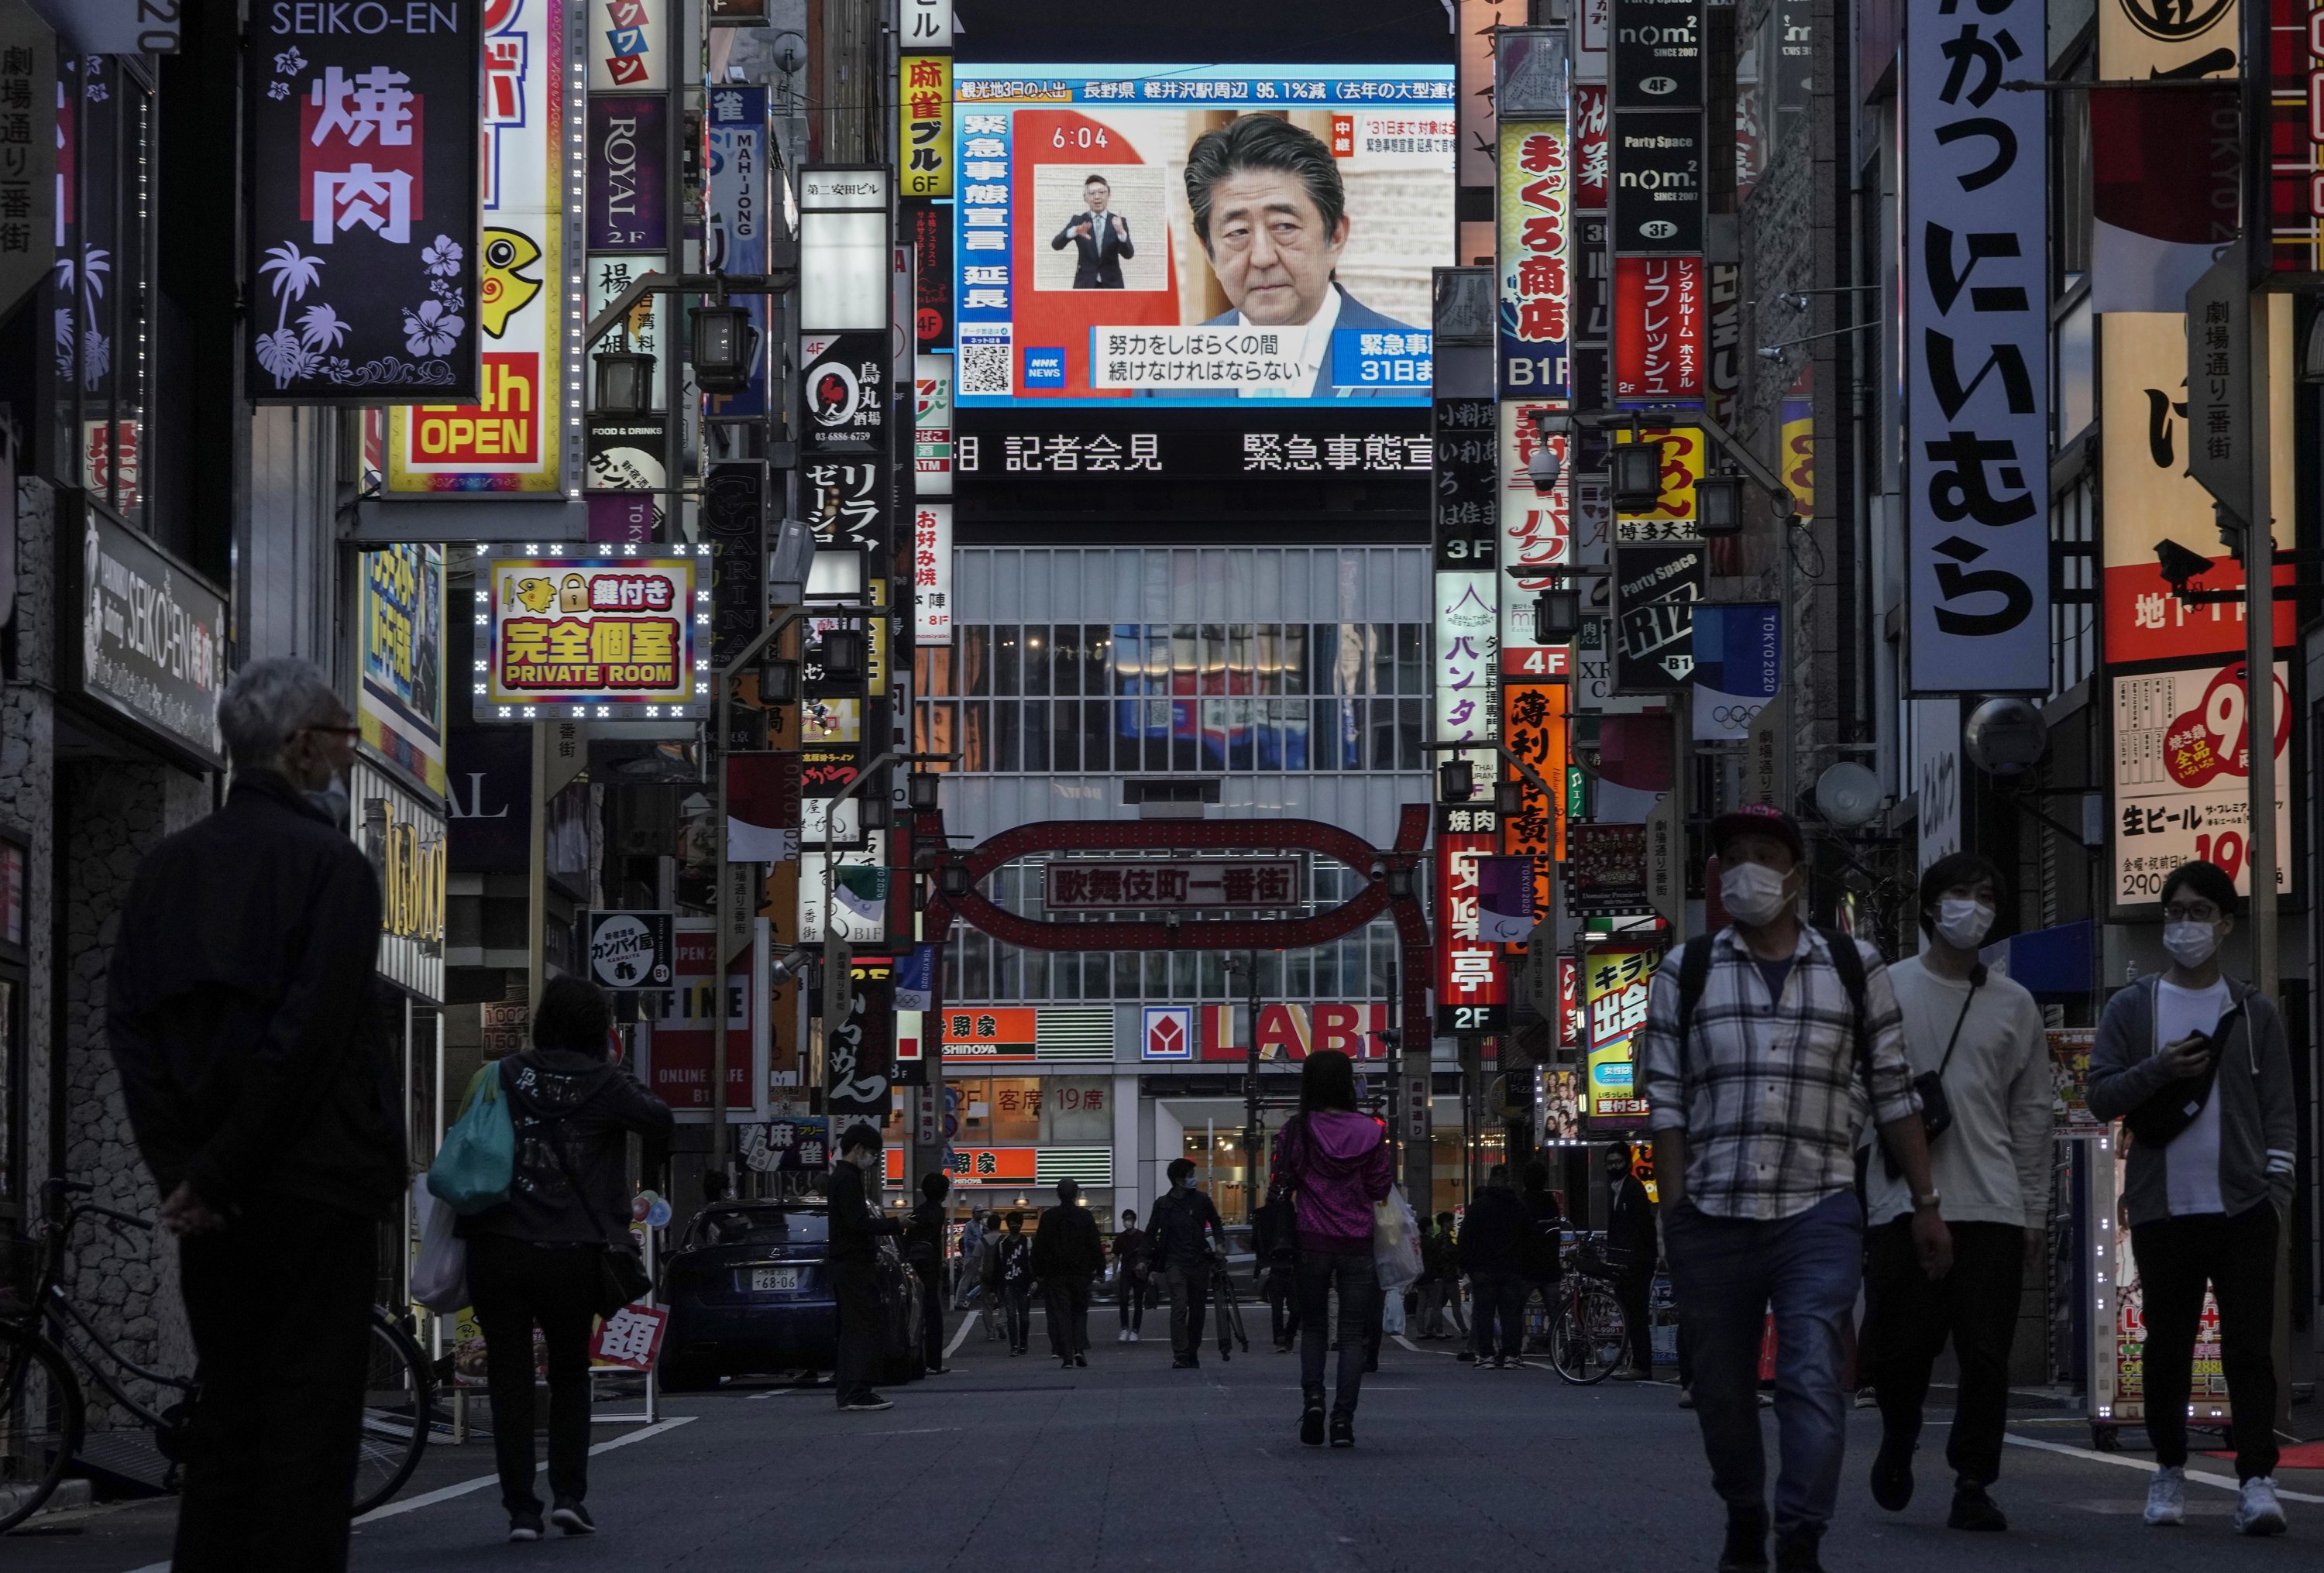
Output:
[751, 1267, 800, 1293]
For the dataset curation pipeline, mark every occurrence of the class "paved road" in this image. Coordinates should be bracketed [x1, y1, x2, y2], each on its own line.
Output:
[7, 1307, 2317, 1571]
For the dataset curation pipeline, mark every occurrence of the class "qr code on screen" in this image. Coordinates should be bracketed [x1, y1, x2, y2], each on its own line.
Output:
[959, 338, 1011, 396]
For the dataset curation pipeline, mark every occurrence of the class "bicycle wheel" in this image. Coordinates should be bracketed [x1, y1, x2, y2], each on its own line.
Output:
[1551, 1284, 1627, 1386]
[350, 1312, 431, 1518]
[0, 1327, 83, 1534]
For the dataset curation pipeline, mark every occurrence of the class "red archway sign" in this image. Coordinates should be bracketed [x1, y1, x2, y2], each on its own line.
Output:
[916, 803, 1434, 1070]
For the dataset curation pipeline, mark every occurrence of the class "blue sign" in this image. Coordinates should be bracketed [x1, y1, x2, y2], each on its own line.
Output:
[1690, 602, 1781, 742]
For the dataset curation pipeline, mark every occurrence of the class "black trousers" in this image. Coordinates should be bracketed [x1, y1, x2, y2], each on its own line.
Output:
[916, 1265, 947, 1370]
[1118, 1272, 1146, 1331]
[2132, 1203, 2281, 1480]
[174, 1198, 378, 1572]
[1002, 1284, 1033, 1351]
[1164, 1261, 1208, 1355]
[1470, 1270, 1527, 1362]
[1043, 1276, 1092, 1357]
[1298, 1248, 1379, 1415]
[831, 1259, 885, 1405]
[1614, 1269, 1655, 1372]
[1267, 1265, 1301, 1345]
[1867, 1218, 2024, 1486]
[469, 1234, 601, 1514]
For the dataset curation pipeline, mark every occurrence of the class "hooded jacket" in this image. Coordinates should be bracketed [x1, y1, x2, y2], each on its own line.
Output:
[108, 771, 404, 1221]
[1267, 1109, 1394, 1255]
[458, 1048, 673, 1247]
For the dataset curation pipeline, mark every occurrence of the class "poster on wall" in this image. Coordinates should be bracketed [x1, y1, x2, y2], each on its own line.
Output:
[390, 0, 570, 491]
[246, 0, 483, 402]
[2110, 658, 2292, 907]
[951, 64, 1454, 405]
[359, 544, 448, 795]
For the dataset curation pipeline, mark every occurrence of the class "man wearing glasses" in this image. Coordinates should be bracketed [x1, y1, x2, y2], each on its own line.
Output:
[2090, 859, 2297, 1537]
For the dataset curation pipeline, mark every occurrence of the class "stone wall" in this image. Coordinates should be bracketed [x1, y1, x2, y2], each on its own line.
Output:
[1, 479, 55, 1286]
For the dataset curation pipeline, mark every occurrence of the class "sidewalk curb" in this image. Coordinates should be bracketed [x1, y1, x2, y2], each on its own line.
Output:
[0, 1476, 92, 1522]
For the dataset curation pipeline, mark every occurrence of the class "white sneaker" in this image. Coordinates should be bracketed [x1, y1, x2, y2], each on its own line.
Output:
[1117, 1329, 1129, 1342]
[2236, 1476, 2288, 1537]
[2145, 1466, 2186, 1527]
[1129, 1330, 1140, 1342]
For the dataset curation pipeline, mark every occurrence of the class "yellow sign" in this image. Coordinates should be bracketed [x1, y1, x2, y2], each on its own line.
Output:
[901, 54, 953, 198]
[1613, 424, 1706, 534]
[485, 554, 705, 715]
[1583, 946, 1662, 1125]
[376, 795, 447, 944]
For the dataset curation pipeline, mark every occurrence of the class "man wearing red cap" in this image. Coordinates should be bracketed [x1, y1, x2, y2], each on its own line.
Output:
[1638, 803, 1952, 1573]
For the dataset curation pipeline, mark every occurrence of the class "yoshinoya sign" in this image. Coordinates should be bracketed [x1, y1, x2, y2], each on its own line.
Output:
[1041, 859, 1302, 912]
[64, 497, 229, 770]
[1903, 0, 2048, 692]
[586, 908, 676, 989]
[246, 0, 482, 400]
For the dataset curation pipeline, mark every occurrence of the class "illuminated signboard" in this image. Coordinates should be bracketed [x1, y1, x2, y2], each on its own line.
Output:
[1584, 944, 1660, 1126]
[1497, 118, 1569, 397]
[390, 0, 573, 493]
[1436, 805, 1509, 1032]
[937, 1007, 1116, 1061]
[480, 545, 709, 716]
[359, 544, 449, 795]
[951, 63, 1453, 406]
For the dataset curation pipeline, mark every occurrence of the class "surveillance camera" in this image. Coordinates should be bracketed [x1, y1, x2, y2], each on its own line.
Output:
[1527, 442, 1562, 492]
[2153, 536, 2213, 592]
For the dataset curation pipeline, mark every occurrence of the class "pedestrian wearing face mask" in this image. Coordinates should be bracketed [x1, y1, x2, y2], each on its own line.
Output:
[1639, 804, 1949, 1573]
[2090, 860, 2295, 1537]
[1862, 853, 2051, 1534]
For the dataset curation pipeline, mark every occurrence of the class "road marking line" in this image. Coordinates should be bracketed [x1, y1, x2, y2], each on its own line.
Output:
[945, 1310, 980, 1358]
[346, 1415, 699, 1527]
[2003, 1433, 2324, 1503]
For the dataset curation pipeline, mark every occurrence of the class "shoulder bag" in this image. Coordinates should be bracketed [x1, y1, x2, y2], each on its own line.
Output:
[2126, 991, 2245, 1148]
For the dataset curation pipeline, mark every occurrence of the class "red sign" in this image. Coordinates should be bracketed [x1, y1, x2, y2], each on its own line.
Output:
[1614, 256, 1705, 400]
[1501, 682, 1569, 921]
[938, 1008, 1039, 1060]
[1193, 1002, 1391, 1060]
[590, 1303, 668, 1371]
[2269, 0, 2324, 273]
[646, 929, 757, 1111]
[410, 354, 545, 465]
[1435, 809, 1509, 1032]
[883, 1146, 1040, 1185]
[1573, 84, 1609, 211]
[1557, 956, 1581, 1049]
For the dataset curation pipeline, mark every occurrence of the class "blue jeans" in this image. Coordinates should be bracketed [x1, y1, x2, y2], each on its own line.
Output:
[1663, 1191, 1862, 1536]
[1297, 1248, 1378, 1417]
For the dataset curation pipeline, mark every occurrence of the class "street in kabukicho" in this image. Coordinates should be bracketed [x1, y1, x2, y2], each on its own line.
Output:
[2, 0, 2322, 1570]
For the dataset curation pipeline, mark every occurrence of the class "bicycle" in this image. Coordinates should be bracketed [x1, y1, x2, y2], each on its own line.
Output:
[1546, 1233, 1631, 1386]
[1208, 1255, 1250, 1361]
[1, 1180, 432, 1534]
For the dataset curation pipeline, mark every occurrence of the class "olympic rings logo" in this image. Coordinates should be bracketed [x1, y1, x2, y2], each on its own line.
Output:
[1708, 702, 1765, 727]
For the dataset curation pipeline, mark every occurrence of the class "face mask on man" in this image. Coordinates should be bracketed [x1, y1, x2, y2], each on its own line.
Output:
[2162, 920, 2220, 969]
[1720, 860, 1792, 926]
[305, 772, 352, 832]
[1934, 898, 1995, 951]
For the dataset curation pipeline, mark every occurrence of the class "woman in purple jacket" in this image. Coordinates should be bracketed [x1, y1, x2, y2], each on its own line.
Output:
[1267, 1049, 1394, 1448]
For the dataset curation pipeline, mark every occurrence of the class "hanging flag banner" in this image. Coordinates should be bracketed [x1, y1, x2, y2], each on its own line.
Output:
[1690, 601, 1780, 742]
[1497, 118, 1570, 397]
[901, 54, 953, 198]
[247, 0, 482, 402]
[706, 86, 771, 419]
[2089, 84, 2237, 313]
[390, 0, 569, 490]
[1904, 0, 2047, 692]
[1477, 856, 1536, 942]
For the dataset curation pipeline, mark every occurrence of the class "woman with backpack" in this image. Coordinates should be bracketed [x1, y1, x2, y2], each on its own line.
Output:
[458, 977, 672, 1542]
[1266, 1049, 1394, 1448]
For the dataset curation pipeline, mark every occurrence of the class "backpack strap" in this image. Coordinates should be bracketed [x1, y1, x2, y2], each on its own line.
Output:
[1811, 925, 1875, 1084]
[1673, 934, 1714, 1080]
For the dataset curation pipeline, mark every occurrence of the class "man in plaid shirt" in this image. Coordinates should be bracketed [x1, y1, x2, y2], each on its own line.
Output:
[1641, 805, 1953, 1573]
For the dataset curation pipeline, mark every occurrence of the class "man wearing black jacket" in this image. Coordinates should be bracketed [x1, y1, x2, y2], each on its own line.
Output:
[108, 659, 404, 1573]
[908, 1172, 954, 1376]
[1033, 1179, 1106, 1366]
[1146, 1158, 1229, 1368]
[827, 1122, 902, 1410]
[1606, 1142, 1660, 1379]
[1460, 1165, 1532, 1368]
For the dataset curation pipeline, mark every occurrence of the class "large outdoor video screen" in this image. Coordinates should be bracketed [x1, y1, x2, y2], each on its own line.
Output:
[951, 64, 1456, 408]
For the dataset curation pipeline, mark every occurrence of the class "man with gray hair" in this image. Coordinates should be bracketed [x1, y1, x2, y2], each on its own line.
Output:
[108, 657, 403, 1572]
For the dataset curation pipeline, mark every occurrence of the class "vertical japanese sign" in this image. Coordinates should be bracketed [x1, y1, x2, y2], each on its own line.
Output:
[1461, 0, 1525, 185]
[1500, 397, 1571, 678]
[706, 87, 770, 418]
[1497, 118, 1569, 397]
[1904, 0, 2047, 691]
[1433, 396, 1498, 568]
[1435, 568, 1501, 781]
[1573, 84, 1610, 211]
[914, 500, 953, 640]
[585, 0, 665, 91]
[359, 544, 449, 795]
[247, 0, 482, 401]
[1436, 805, 1510, 1032]
[1613, 541, 1703, 691]
[390, 0, 569, 491]
[1614, 256, 1703, 400]
[1583, 945, 1661, 1125]
[915, 352, 953, 494]
[903, 0, 954, 47]
[0, 9, 53, 317]
[900, 55, 952, 198]
[1501, 682, 1570, 927]
[1690, 601, 1779, 742]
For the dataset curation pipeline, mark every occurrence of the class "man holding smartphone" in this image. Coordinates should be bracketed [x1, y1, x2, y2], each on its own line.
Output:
[2090, 859, 2297, 1537]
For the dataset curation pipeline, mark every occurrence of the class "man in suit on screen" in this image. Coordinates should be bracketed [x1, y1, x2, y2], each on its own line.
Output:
[1051, 174, 1136, 288]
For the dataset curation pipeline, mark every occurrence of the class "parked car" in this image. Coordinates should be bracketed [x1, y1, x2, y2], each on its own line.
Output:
[657, 1200, 924, 1391]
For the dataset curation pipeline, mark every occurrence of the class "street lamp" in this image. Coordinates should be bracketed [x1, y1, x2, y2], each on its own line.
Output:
[1695, 469, 1745, 536]
[1494, 778, 1525, 816]
[939, 862, 972, 898]
[1611, 430, 1662, 512]
[689, 299, 758, 394]
[758, 651, 799, 705]
[1437, 758, 1476, 802]
[1532, 586, 1580, 643]
[820, 627, 866, 682]
[592, 347, 658, 414]
[907, 771, 942, 812]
